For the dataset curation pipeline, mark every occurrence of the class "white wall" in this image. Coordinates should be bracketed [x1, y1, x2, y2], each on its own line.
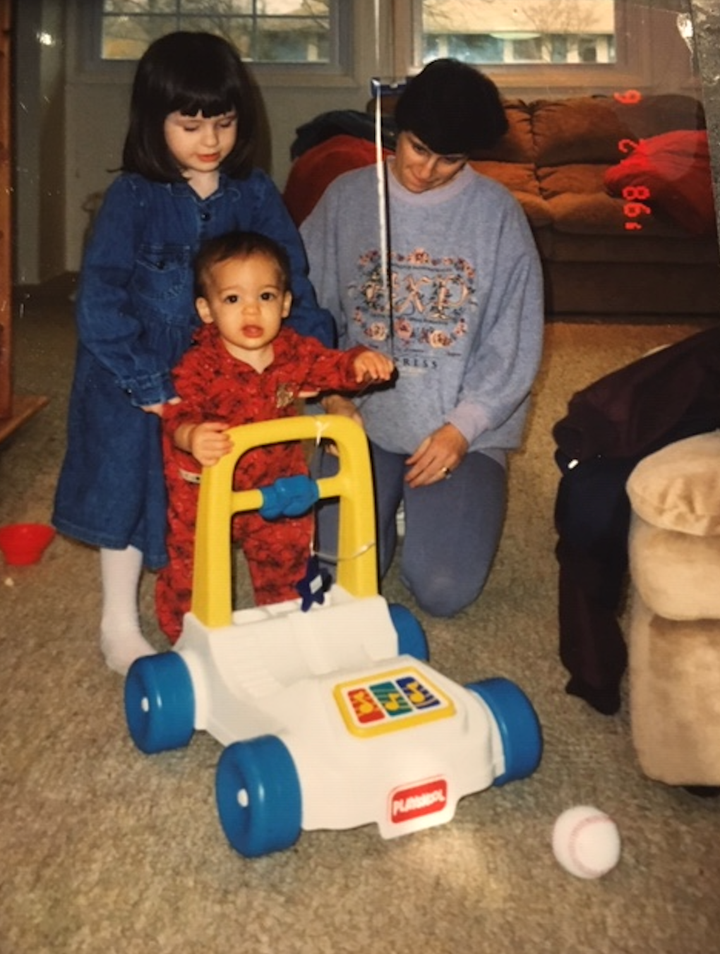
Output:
[13, 0, 702, 285]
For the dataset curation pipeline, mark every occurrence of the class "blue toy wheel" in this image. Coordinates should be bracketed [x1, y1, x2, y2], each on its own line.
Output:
[466, 677, 543, 786]
[124, 653, 195, 754]
[388, 603, 429, 661]
[216, 735, 302, 858]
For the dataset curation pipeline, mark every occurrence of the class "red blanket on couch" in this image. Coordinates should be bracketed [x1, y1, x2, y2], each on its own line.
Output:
[283, 134, 391, 226]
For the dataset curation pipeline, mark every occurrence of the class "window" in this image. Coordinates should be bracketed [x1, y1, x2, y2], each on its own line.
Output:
[418, 0, 616, 66]
[97, 0, 338, 66]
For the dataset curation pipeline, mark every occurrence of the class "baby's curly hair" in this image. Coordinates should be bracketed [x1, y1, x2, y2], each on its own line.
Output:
[194, 231, 291, 299]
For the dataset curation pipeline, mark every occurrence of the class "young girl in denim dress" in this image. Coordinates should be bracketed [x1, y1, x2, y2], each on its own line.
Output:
[52, 31, 333, 675]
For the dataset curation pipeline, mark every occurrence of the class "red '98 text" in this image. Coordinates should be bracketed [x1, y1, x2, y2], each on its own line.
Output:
[613, 90, 651, 231]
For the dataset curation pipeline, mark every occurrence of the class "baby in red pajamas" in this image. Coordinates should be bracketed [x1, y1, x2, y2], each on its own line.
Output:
[156, 230, 395, 641]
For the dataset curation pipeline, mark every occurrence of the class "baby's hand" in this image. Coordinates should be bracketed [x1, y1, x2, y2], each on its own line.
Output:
[354, 351, 395, 384]
[190, 422, 233, 467]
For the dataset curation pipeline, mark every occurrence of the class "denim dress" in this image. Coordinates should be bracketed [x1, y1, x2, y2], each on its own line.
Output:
[52, 170, 334, 569]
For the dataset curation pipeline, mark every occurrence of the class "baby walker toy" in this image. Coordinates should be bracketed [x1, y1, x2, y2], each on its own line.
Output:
[124, 415, 543, 858]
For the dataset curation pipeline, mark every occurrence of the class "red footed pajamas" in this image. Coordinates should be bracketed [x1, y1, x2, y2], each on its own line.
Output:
[156, 324, 369, 642]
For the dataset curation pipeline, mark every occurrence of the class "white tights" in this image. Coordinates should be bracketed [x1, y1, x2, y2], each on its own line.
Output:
[99, 545, 156, 675]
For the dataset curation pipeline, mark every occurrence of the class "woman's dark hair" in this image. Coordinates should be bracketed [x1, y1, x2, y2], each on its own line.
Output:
[394, 58, 509, 156]
[194, 230, 292, 298]
[122, 31, 259, 181]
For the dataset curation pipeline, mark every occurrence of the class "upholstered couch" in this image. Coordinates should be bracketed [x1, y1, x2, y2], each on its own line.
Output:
[627, 430, 720, 787]
[283, 94, 720, 318]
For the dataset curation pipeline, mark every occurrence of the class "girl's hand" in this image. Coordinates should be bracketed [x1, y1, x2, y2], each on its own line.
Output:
[141, 397, 181, 417]
[187, 421, 233, 467]
[405, 423, 468, 488]
[354, 351, 395, 383]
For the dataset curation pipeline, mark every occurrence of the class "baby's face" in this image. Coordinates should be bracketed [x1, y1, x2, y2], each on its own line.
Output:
[196, 252, 292, 363]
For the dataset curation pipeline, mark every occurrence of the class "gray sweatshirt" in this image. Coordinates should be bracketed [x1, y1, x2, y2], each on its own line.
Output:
[300, 161, 544, 455]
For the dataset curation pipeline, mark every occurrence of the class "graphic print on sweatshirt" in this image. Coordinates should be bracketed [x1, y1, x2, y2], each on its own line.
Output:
[349, 247, 475, 360]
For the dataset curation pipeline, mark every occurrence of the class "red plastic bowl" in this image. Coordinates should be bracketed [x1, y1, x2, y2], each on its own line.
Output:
[0, 523, 56, 566]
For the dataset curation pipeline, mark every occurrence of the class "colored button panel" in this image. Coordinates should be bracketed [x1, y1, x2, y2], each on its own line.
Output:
[334, 667, 455, 737]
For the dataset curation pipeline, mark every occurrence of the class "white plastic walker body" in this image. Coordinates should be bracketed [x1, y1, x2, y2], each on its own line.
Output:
[124, 416, 542, 858]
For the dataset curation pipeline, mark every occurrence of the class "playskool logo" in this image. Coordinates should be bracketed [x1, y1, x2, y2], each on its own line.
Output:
[391, 778, 448, 824]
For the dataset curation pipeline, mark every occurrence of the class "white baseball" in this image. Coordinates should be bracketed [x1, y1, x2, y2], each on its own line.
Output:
[552, 805, 621, 879]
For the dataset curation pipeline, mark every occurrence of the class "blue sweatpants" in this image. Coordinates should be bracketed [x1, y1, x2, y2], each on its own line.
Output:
[314, 441, 506, 617]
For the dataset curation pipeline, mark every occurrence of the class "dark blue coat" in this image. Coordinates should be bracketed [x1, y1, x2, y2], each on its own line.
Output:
[52, 171, 333, 568]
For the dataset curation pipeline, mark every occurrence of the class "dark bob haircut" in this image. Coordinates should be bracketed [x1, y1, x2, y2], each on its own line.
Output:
[122, 31, 259, 182]
[394, 58, 508, 156]
[194, 230, 292, 299]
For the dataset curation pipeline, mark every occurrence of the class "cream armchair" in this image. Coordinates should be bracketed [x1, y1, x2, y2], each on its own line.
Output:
[627, 430, 720, 787]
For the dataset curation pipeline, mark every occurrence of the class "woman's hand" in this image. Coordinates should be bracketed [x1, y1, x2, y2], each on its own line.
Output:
[321, 393, 364, 429]
[319, 394, 364, 456]
[405, 423, 468, 488]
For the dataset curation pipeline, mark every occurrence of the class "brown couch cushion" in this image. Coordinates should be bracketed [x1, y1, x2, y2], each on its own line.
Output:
[545, 192, 626, 235]
[539, 164, 610, 198]
[469, 160, 552, 228]
[532, 97, 633, 166]
[471, 98, 534, 163]
[509, 193, 554, 230]
[470, 159, 539, 194]
[611, 93, 706, 141]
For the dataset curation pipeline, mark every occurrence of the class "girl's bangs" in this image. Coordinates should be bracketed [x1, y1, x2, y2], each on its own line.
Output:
[175, 89, 236, 118]
[169, 65, 240, 118]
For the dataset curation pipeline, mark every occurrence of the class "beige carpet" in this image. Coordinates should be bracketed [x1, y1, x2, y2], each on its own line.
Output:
[1, 290, 718, 954]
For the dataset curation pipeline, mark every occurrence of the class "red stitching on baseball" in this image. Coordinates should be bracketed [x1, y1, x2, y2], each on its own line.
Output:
[568, 814, 615, 877]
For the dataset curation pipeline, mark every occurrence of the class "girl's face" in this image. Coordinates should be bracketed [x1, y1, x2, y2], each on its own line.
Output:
[163, 110, 238, 180]
[391, 131, 467, 193]
[195, 252, 292, 367]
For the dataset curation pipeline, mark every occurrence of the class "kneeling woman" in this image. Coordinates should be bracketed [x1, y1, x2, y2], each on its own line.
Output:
[301, 59, 544, 617]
